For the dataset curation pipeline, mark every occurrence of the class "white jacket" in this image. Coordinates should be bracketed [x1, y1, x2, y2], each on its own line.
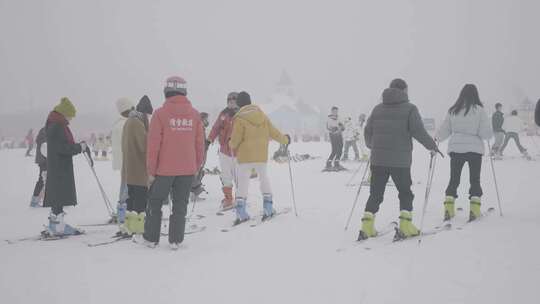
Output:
[111, 117, 127, 170]
[503, 115, 523, 133]
[436, 106, 493, 155]
[342, 119, 359, 141]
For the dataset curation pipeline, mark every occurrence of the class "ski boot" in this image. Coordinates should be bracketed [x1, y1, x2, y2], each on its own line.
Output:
[323, 160, 334, 172]
[444, 196, 456, 221]
[394, 210, 420, 240]
[30, 196, 41, 208]
[357, 212, 376, 241]
[132, 234, 157, 248]
[262, 194, 276, 221]
[522, 150, 532, 160]
[333, 160, 348, 171]
[220, 186, 235, 211]
[132, 212, 145, 234]
[47, 212, 83, 236]
[469, 196, 482, 221]
[233, 198, 250, 225]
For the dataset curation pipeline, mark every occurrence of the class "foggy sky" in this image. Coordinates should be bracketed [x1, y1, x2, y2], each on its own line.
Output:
[1, 0, 538, 125]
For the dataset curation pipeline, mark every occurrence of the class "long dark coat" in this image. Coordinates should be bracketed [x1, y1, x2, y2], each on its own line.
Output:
[43, 112, 82, 208]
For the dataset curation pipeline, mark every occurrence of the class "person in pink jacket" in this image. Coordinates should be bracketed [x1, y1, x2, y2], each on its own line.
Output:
[133, 76, 205, 250]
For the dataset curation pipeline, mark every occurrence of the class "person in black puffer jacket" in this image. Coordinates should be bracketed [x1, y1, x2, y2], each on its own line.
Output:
[358, 78, 439, 241]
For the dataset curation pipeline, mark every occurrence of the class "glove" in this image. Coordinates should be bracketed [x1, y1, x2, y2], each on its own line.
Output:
[285, 134, 291, 145]
[148, 175, 156, 187]
[80, 141, 87, 152]
[430, 148, 444, 158]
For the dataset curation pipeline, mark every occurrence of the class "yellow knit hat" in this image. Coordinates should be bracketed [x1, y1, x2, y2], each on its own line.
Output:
[54, 97, 77, 118]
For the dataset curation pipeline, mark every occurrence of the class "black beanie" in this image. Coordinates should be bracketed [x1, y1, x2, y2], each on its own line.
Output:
[236, 91, 252, 108]
[389, 78, 408, 91]
[137, 95, 153, 115]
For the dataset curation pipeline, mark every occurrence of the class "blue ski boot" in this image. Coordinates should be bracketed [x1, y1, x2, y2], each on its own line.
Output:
[47, 213, 83, 236]
[116, 202, 127, 224]
[233, 198, 250, 225]
[262, 194, 275, 221]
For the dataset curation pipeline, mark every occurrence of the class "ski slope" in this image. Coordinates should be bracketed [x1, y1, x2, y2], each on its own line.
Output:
[1, 138, 539, 304]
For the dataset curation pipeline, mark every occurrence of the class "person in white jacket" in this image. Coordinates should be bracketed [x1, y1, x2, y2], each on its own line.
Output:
[436, 84, 493, 222]
[342, 117, 360, 161]
[499, 110, 529, 158]
[111, 97, 135, 223]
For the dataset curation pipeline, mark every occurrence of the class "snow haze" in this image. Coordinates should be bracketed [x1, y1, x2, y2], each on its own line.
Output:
[1, 0, 539, 134]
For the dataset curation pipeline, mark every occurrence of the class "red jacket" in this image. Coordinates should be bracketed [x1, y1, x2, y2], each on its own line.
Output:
[208, 108, 236, 157]
[147, 95, 205, 177]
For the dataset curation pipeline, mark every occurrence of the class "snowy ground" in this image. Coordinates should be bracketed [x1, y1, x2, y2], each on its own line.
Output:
[1, 138, 540, 304]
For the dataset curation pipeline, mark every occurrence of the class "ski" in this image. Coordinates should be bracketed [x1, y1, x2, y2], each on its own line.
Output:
[220, 218, 257, 232]
[6, 230, 85, 245]
[249, 208, 292, 227]
[336, 222, 397, 252]
[161, 225, 207, 236]
[87, 234, 132, 247]
[455, 207, 496, 230]
[392, 222, 452, 243]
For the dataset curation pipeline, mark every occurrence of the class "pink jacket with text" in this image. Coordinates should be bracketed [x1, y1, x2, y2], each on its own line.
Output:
[147, 95, 205, 177]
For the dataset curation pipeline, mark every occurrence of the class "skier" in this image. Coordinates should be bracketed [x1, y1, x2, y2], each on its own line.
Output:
[30, 127, 47, 207]
[95, 135, 106, 159]
[358, 78, 439, 241]
[324, 106, 346, 171]
[190, 111, 210, 199]
[491, 103, 505, 156]
[342, 117, 360, 161]
[357, 114, 369, 161]
[207, 92, 239, 211]
[43, 97, 87, 236]
[111, 97, 135, 224]
[228, 91, 290, 224]
[435, 84, 493, 222]
[535, 98, 540, 127]
[24, 129, 34, 157]
[119, 96, 153, 236]
[133, 76, 204, 250]
[498, 110, 529, 158]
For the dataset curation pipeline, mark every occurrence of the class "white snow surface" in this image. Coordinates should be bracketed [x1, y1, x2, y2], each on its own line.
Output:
[1, 139, 540, 304]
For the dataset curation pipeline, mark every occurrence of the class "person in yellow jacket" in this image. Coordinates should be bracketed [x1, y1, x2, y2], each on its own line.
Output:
[229, 91, 290, 225]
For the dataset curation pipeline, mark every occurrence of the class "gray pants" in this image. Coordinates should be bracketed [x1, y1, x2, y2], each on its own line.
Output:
[144, 175, 194, 244]
[343, 140, 359, 159]
[500, 132, 527, 154]
[491, 132, 505, 154]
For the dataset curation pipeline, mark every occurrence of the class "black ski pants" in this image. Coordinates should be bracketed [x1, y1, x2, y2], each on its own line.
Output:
[445, 152, 483, 199]
[144, 175, 194, 244]
[328, 133, 343, 163]
[365, 166, 414, 213]
[127, 185, 148, 213]
[500, 132, 527, 154]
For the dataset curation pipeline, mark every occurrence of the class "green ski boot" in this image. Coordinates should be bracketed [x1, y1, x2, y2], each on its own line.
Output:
[132, 212, 146, 234]
[357, 212, 377, 241]
[395, 210, 420, 240]
[469, 196, 481, 221]
[119, 211, 136, 236]
[444, 196, 456, 221]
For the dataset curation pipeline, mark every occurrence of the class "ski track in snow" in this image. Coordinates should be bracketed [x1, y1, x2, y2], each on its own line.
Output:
[0, 139, 539, 304]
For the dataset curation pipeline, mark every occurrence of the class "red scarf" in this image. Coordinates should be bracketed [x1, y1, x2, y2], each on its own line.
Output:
[46, 111, 75, 144]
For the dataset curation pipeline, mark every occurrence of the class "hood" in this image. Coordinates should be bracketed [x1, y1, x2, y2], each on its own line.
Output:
[163, 95, 193, 114]
[382, 88, 409, 105]
[236, 104, 266, 126]
[128, 110, 146, 120]
[47, 111, 69, 125]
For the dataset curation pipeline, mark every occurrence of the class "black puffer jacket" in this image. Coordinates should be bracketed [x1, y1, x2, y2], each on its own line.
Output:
[364, 88, 437, 168]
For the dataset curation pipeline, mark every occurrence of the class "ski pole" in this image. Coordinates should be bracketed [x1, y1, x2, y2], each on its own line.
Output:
[83, 152, 114, 216]
[344, 160, 370, 230]
[287, 150, 299, 217]
[345, 161, 364, 186]
[418, 152, 438, 244]
[487, 140, 503, 216]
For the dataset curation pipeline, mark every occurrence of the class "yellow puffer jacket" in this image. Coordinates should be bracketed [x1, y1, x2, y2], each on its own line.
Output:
[229, 104, 288, 163]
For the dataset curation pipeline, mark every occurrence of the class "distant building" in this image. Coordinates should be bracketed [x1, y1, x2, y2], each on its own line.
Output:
[260, 71, 322, 141]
